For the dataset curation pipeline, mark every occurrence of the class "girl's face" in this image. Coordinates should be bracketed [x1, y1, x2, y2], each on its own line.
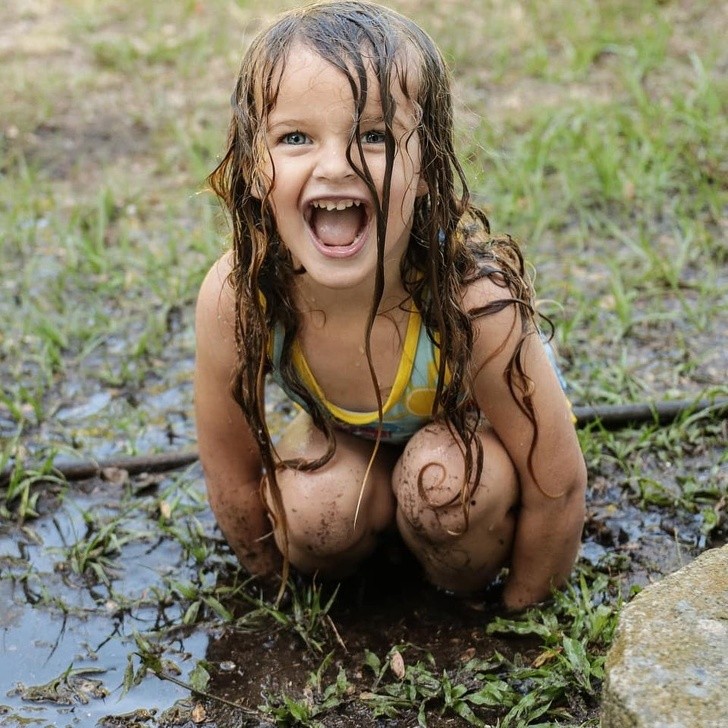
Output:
[258, 44, 426, 296]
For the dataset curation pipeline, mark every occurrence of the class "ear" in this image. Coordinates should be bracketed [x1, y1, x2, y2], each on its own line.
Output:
[416, 174, 428, 197]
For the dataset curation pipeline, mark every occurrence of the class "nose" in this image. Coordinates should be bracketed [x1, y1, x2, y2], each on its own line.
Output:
[313, 138, 357, 182]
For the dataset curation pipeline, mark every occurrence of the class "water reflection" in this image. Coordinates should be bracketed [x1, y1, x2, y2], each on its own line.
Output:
[0, 472, 212, 726]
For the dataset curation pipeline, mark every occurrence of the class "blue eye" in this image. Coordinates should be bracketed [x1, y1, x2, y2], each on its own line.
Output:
[282, 131, 309, 145]
[361, 130, 386, 144]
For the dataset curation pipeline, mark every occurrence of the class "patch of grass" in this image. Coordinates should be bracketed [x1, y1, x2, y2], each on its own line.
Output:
[346, 570, 616, 727]
[237, 578, 342, 654]
[260, 651, 352, 726]
[0, 449, 65, 522]
[57, 508, 139, 586]
[224, 568, 618, 726]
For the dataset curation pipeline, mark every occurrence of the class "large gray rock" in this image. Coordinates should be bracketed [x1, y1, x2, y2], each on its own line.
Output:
[601, 544, 728, 728]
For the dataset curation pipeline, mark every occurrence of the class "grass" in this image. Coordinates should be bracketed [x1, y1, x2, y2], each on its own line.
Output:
[0, 0, 726, 726]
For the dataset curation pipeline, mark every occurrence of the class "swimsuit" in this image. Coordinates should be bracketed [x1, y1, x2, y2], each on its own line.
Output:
[269, 310, 571, 444]
[269, 307, 443, 443]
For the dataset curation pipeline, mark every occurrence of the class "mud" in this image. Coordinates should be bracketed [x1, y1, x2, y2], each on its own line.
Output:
[1, 413, 724, 727]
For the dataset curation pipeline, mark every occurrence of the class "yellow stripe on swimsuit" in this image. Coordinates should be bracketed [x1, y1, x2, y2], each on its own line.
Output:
[269, 307, 445, 443]
[269, 310, 573, 439]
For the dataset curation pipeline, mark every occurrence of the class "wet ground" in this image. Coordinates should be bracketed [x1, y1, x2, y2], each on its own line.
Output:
[1, 386, 725, 726]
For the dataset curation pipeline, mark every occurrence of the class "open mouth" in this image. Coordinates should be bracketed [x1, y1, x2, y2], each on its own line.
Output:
[306, 198, 371, 256]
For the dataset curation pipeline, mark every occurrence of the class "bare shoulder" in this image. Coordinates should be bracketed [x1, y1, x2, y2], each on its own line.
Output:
[197, 251, 234, 314]
[196, 251, 236, 350]
[461, 271, 531, 367]
[461, 269, 564, 425]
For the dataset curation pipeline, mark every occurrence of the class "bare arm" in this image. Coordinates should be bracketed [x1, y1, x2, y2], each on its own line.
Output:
[467, 278, 587, 611]
[194, 254, 281, 576]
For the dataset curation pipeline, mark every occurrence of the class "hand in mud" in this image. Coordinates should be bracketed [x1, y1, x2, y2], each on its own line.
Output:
[501, 579, 556, 615]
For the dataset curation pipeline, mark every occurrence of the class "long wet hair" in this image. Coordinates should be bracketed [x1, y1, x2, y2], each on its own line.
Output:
[208, 1, 540, 586]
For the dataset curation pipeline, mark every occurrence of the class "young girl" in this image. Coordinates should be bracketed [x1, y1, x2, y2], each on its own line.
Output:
[194, 0, 586, 611]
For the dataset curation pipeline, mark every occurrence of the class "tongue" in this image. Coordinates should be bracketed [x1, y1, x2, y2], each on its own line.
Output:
[312, 206, 362, 247]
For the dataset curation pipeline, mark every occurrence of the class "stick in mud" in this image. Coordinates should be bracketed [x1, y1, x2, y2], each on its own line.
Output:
[1, 398, 726, 486]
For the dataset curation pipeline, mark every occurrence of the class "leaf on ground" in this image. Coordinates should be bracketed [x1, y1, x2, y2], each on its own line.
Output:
[390, 649, 405, 680]
[101, 467, 129, 485]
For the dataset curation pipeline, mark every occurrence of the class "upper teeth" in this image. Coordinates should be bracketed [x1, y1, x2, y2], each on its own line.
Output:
[311, 199, 361, 211]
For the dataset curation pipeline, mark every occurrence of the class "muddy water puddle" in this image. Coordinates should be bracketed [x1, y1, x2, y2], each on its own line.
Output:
[1, 453, 717, 727]
[0, 476, 207, 726]
[0, 468, 504, 726]
[0, 469, 507, 727]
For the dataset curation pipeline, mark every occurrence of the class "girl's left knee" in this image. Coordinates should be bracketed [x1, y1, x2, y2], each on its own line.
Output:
[392, 421, 518, 543]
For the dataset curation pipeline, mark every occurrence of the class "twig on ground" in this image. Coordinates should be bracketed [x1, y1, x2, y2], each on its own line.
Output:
[1, 397, 726, 487]
[571, 397, 727, 428]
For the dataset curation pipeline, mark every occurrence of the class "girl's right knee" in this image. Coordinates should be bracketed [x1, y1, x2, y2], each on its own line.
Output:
[274, 466, 364, 559]
[272, 464, 394, 575]
[265, 414, 397, 574]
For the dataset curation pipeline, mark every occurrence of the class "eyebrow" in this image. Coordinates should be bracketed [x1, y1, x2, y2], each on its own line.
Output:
[358, 113, 414, 131]
[266, 116, 299, 127]
[358, 113, 385, 124]
[265, 118, 307, 133]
